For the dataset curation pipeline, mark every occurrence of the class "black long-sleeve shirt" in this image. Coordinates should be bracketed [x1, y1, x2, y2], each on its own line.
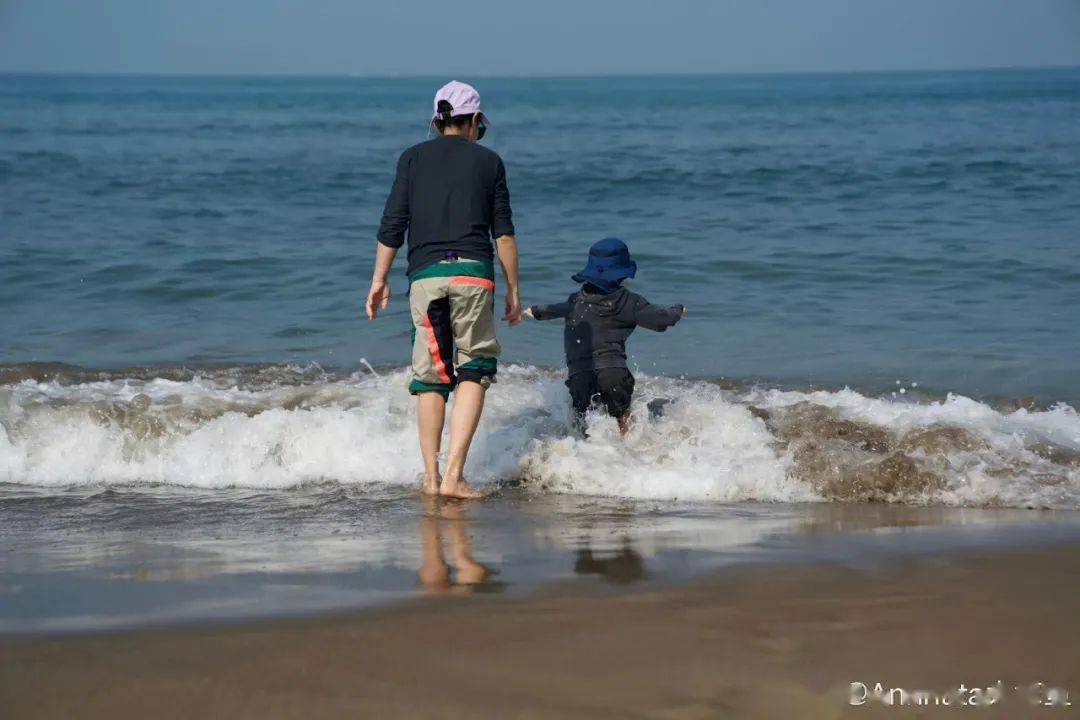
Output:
[376, 135, 515, 277]
[530, 286, 684, 376]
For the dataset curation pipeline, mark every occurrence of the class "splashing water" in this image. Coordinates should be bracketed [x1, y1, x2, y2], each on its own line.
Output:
[1, 364, 1077, 509]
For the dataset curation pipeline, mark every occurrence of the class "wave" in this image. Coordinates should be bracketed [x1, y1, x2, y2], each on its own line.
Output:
[0, 365, 1077, 508]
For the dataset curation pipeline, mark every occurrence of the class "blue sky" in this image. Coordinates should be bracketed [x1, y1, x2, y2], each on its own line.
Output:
[2, 0, 1079, 75]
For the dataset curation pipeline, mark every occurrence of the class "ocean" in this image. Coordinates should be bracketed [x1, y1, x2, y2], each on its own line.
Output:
[2, 70, 1079, 630]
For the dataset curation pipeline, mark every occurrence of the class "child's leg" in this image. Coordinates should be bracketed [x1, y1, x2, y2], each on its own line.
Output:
[596, 369, 635, 437]
[565, 372, 597, 435]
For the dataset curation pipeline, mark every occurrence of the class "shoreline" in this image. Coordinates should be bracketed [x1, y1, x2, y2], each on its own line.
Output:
[3, 541, 1078, 718]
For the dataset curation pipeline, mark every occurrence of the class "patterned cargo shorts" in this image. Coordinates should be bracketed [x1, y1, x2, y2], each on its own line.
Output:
[407, 259, 500, 399]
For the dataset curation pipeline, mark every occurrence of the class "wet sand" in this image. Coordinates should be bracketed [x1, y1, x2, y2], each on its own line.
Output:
[3, 543, 1078, 719]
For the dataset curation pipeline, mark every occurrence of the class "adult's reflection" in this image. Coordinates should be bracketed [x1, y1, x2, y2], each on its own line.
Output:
[418, 496, 503, 595]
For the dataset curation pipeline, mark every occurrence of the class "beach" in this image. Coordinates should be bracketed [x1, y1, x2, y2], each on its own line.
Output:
[4, 541, 1078, 719]
[2, 67, 1080, 717]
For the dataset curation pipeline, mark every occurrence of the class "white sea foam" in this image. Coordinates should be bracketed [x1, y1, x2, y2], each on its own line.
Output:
[1, 367, 1077, 508]
[751, 387, 1080, 451]
[750, 387, 1080, 508]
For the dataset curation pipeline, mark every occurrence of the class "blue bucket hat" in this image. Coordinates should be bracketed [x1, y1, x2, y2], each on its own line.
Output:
[572, 238, 637, 292]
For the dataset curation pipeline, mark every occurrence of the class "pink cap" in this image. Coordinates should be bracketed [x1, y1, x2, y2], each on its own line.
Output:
[432, 80, 486, 122]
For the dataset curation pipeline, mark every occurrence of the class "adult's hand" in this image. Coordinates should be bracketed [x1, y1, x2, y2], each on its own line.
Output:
[365, 280, 391, 320]
[503, 287, 522, 326]
[366, 243, 398, 320]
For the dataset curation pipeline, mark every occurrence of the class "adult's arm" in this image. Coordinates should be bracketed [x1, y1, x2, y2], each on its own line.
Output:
[496, 235, 522, 326]
[377, 151, 411, 249]
[492, 156, 520, 325]
[492, 158, 515, 240]
[365, 243, 397, 320]
[367, 151, 410, 320]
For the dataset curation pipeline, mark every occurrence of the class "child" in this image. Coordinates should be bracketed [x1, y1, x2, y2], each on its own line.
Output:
[524, 238, 685, 435]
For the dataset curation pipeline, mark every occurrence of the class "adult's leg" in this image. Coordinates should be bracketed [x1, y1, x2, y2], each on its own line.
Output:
[442, 273, 499, 499]
[440, 380, 486, 499]
[409, 276, 455, 494]
[417, 392, 446, 494]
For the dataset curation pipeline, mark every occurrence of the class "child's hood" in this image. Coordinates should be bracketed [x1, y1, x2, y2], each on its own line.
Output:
[576, 287, 630, 317]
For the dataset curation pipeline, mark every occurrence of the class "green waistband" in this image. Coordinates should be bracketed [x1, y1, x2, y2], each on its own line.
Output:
[410, 259, 495, 283]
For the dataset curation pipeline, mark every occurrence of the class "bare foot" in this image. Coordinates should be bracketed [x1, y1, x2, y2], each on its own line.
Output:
[421, 475, 441, 496]
[439, 478, 487, 500]
[455, 559, 491, 585]
[418, 562, 451, 593]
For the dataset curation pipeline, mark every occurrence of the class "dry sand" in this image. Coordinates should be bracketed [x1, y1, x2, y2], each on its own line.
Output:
[3, 544, 1078, 719]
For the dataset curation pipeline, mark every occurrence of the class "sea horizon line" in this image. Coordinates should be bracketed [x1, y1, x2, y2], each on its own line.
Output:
[1, 63, 1078, 82]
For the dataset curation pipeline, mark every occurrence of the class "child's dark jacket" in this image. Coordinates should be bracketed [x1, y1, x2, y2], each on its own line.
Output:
[530, 287, 683, 377]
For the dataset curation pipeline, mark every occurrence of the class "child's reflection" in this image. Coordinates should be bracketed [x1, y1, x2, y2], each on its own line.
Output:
[573, 539, 646, 585]
[418, 496, 503, 595]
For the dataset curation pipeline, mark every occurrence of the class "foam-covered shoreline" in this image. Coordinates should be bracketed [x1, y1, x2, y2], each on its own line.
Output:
[1, 364, 1077, 508]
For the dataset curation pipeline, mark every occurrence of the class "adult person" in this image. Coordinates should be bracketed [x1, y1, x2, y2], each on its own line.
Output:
[366, 81, 521, 499]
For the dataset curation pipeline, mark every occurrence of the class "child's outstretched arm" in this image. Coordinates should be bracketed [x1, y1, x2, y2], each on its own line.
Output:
[632, 296, 685, 332]
[526, 299, 573, 320]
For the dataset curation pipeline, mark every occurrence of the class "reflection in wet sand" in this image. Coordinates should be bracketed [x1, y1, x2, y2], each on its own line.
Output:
[417, 497, 505, 596]
[573, 540, 646, 585]
[6, 488, 1080, 632]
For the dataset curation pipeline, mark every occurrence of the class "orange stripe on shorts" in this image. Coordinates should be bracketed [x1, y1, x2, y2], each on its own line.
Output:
[450, 276, 495, 291]
[421, 313, 452, 384]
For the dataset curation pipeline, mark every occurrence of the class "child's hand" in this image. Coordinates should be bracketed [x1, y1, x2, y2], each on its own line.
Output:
[523, 307, 535, 320]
